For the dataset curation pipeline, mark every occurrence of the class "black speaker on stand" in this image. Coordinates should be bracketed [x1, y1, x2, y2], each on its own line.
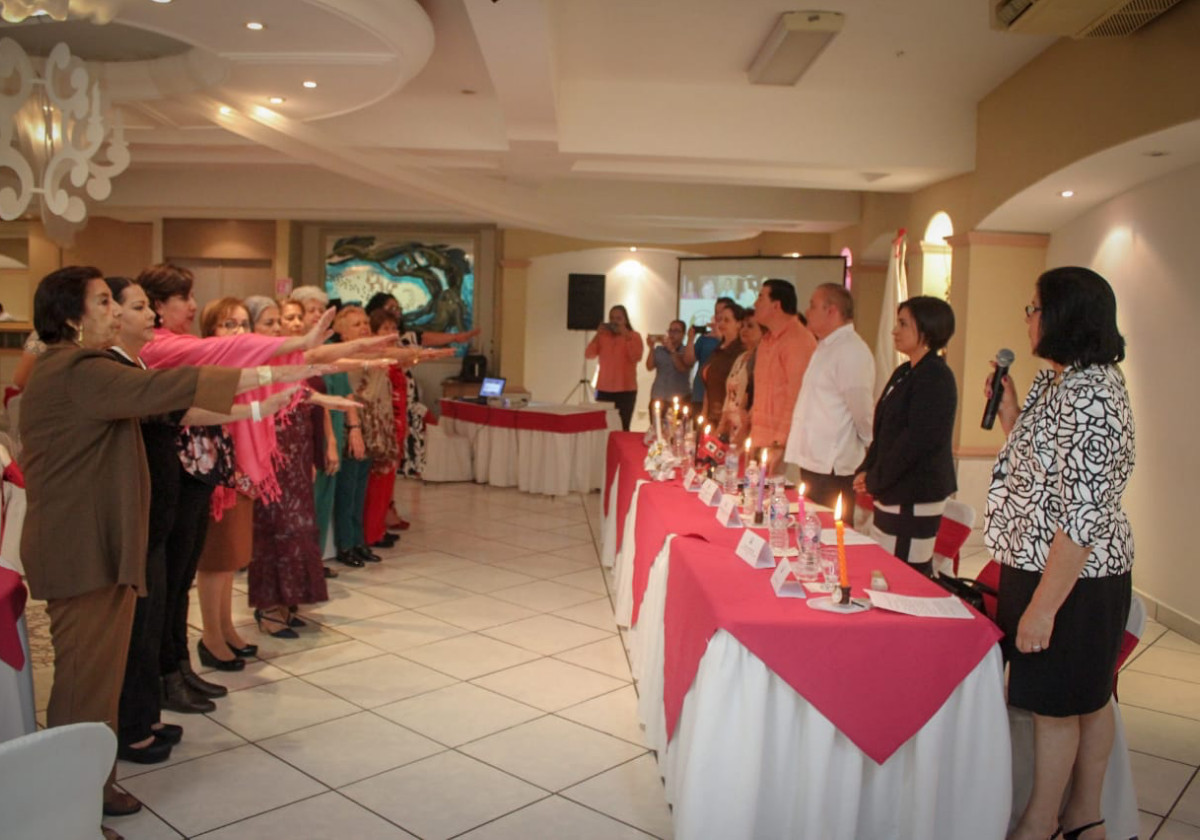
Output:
[565, 273, 606, 403]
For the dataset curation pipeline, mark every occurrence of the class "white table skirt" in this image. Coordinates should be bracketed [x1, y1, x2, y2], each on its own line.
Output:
[626, 538, 1013, 840]
[0, 615, 37, 743]
[437, 404, 619, 496]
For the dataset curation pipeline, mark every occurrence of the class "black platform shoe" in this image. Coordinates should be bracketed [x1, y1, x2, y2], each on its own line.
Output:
[197, 640, 245, 672]
[179, 657, 228, 698]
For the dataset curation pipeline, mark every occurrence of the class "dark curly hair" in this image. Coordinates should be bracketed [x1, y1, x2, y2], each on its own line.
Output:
[33, 265, 104, 345]
[1035, 267, 1125, 367]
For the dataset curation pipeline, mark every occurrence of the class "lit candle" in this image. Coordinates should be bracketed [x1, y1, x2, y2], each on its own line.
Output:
[682, 405, 690, 420]
[835, 493, 849, 589]
[797, 482, 806, 522]
[654, 400, 663, 442]
[757, 448, 767, 515]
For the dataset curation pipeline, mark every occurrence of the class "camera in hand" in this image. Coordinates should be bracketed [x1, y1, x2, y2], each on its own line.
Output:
[692, 324, 708, 335]
[599, 322, 617, 332]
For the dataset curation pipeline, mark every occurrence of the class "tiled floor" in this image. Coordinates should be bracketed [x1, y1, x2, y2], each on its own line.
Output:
[26, 483, 1200, 839]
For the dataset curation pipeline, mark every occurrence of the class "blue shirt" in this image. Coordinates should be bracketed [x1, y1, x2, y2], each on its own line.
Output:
[690, 334, 720, 403]
[650, 345, 690, 402]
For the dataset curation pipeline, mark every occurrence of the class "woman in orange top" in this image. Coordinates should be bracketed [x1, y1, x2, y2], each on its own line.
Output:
[585, 305, 643, 431]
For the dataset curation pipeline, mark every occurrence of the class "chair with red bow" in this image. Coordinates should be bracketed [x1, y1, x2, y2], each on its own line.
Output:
[932, 499, 975, 579]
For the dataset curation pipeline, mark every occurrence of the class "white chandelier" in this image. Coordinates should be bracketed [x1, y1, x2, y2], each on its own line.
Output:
[0, 37, 130, 243]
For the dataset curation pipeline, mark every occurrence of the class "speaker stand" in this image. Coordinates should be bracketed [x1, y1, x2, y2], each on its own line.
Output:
[563, 331, 594, 405]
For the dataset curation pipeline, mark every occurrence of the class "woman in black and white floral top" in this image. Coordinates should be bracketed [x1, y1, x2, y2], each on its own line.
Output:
[984, 266, 1133, 840]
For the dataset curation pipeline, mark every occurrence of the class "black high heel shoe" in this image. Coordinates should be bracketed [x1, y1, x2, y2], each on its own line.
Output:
[197, 639, 245, 672]
[227, 641, 258, 658]
[255, 608, 299, 639]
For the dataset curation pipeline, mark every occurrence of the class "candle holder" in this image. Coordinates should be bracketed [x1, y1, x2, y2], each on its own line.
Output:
[837, 585, 852, 606]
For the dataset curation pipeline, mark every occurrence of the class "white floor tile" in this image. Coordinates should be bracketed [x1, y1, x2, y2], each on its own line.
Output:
[552, 567, 609, 595]
[546, 543, 601, 565]
[1157, 819, 1200, 839]
[381, 550, 481, 576]
[118, 744, 326, 837]
[554, 636, 633, 680]
[1128, 646, 1200, 685]
[482, 614, 612, 656]
[457, 795, 657, 840]
[460, 715, 645, 790]
[333, 562, 419, 589]
[102, 804, 183, 839]
[489, 554, 594, 579]
[553, 597, 618, 631]
[251, 622, 354, 661]
[1122, 705, 1200, 766]
[258, 711, 444, 787]
[196, 791, 418, 839]
[563, 754, 675, 839]
[413, 594, 541, 631]
[302, 587, 405, 627]
[204, 659, 292, 693]
[472, 658, 628, 712]
[374, 683, 544, 747]
[422, 564, 539, 594]
[1158, 631, 1200, 657]
[1120, 671, 1200, 721]
[549, 523, 596, 543]
[491, 580, 602, 612]
[497, 529, 590, 552]
[358, 578, 477, 609]
[1130, 750, 1196, 816]
[1172, 772, 1200, 828]
[338, 610, 468, 652]
[1141, 810, 1165, 839]
[557, 686, 647, 747]
[340, 751, 546, 840]
[303, 654, 457, 708]
[116, 713, 247, 781]
[206, 677, 359, 741]
[267, 641, 389, 677]
[398, 633, 541, 680]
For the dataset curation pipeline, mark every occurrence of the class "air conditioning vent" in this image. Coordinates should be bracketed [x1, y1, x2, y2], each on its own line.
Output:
[992, 0, 1184, 37]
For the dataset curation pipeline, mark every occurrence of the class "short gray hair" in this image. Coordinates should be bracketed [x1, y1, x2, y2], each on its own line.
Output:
[243, 295, 278, 327]
[291, 284, 328, 306]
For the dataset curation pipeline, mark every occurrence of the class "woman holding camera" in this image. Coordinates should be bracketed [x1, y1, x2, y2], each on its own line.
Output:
[586, 305, 643, 431]
[646, 319, 690, 412]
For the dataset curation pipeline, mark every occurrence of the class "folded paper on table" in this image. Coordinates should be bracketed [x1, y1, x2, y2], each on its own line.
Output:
[866, 590, 975, 619]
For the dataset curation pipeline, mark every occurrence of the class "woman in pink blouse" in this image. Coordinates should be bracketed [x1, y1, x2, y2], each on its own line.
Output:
[585, 305, 643, 431]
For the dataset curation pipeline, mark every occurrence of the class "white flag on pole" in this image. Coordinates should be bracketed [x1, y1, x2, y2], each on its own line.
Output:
[874, 230, 909, 399]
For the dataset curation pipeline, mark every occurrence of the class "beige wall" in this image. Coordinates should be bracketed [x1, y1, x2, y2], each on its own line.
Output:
[1046, 161, 1200, 634]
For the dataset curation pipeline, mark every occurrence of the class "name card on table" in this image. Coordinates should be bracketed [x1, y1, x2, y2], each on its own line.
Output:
[735, 529, 775, 569]
[698, 479, 723, 507]
[770, 559, 807, 599]
[682, 468, 701, 491]
[716, 494, 743, 528]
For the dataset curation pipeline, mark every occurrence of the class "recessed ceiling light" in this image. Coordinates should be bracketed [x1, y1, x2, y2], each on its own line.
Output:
[269, 96, 285, 104]
[218, 106, 232, 115]
[246, 21, 264, 30]
[1059, 190, 1075, 198]
[151, 0, 172, 4]
[302, 80, 317, 89]
[629, 246, 638, 252]
[787, 252, 801, 258]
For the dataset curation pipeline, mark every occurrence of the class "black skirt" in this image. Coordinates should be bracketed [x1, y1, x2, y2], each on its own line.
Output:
[998, 564, 1131, 717]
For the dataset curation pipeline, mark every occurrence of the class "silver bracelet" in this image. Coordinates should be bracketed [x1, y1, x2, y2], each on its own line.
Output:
[256, 365, 272, 386]
[251, 400, 262, 422]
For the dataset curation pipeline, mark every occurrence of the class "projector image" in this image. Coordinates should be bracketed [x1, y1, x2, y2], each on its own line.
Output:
[488, 395, 529, 408]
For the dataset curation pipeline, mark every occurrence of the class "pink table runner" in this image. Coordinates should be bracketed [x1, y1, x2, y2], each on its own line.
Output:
[663, 535, 1002, 764]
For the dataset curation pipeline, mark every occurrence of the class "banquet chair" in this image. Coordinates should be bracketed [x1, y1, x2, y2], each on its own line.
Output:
[0, 722, 115, 839]
[932, 499, 976, 578]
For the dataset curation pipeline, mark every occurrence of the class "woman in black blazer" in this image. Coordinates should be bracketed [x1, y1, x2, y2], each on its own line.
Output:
[854, 296, 957, 575]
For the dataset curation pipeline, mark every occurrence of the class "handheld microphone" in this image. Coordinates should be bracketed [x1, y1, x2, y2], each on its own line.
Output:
[981, 348, 1015, 430]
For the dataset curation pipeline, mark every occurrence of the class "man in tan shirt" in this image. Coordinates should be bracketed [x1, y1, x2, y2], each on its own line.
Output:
[749, 279, 817, 473]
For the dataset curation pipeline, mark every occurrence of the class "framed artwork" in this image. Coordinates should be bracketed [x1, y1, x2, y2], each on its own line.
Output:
[324, 233, 476, 353]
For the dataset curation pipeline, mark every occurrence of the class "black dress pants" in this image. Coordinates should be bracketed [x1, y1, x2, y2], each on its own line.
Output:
[800, 468, 857, 514]
[160, 470, 215, 676]
[595, 390, 637, 431]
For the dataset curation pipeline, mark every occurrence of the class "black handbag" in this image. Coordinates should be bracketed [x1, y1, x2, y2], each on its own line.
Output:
[933, 574, 997, 616]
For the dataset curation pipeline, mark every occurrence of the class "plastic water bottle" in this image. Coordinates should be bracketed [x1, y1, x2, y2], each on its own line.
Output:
[723, 447, 740, 497]
[743, 456, 761, 519]
[683, 428, 696, 469]
[796, 510, 822, 581]
[769, 479, 789, 555]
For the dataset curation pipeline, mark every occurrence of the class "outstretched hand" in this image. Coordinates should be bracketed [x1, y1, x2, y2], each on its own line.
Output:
[303, 307, 337, 350]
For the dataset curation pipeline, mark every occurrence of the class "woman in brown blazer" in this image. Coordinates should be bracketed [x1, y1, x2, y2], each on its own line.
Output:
[18, 266, 242, 825]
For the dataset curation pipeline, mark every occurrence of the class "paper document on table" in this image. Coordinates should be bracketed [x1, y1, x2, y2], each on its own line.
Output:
[865, 590, 975, 619]
[820, 528, 873, 545]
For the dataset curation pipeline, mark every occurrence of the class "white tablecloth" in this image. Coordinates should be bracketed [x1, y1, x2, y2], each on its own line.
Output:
[434, 401, 619, 496]
[0, 610, 36, 743]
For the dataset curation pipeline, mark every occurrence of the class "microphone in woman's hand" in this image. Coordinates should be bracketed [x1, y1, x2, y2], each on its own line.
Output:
[981, 348, 1015, 429]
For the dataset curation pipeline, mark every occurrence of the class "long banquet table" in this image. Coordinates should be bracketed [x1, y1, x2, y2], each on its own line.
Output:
[603, 432, 1012, 839]
[434, 399, 619, 496]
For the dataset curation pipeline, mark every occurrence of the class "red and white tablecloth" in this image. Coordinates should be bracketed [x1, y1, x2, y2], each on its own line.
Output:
[602, 432, 1013, 839]
[433, 400, 619, 496]
[0, 566, 35, 742]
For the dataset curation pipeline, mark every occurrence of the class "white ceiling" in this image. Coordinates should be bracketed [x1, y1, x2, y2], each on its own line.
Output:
[1, 0, 1186, 241]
